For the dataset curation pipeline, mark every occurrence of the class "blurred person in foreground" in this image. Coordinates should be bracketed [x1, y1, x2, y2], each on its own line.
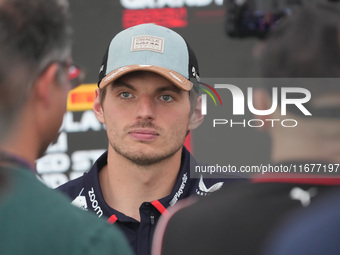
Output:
[263, 186, 340, 255]
[152, 2, 340, 255]
[57, 23, 244, 255]
[0, 0, 133, 254]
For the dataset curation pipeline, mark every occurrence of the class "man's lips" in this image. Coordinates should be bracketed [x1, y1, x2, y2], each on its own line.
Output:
[128, 129, 159, 142]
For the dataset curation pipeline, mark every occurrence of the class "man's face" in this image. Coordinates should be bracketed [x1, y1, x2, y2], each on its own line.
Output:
[94, 71, 192, 165]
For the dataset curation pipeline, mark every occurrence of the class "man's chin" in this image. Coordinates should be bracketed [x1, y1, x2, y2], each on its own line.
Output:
[115, 147, 182, 166]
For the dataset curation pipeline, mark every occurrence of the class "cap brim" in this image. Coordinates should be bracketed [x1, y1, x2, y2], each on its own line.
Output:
[98, 65, 193, 91]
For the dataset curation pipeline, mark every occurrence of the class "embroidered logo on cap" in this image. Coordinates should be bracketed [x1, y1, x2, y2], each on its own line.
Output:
[131, 35, 164, 53]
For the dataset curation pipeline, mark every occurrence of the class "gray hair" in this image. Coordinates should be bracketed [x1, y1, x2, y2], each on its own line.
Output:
[0, 0, 72, 137]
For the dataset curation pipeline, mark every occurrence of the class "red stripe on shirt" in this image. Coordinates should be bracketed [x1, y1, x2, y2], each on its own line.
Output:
[107, 214, 118, 224]
[151, 200, 168, 215]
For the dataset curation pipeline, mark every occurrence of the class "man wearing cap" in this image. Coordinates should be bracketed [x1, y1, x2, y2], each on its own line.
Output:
[58, 23, 231, 255]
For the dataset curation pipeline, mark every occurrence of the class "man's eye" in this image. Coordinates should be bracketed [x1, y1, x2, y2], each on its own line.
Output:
[160, 95, 173, 102]
[120, 92, 132, 98]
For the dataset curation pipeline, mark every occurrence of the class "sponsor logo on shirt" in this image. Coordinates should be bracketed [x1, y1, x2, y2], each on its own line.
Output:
[169, 173, 188, 206]
[71, 188, 88, 211]
[196, 175, 223, 196]
[88, 187, 103, 217]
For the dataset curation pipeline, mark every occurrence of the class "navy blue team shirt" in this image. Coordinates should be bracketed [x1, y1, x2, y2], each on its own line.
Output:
[58, 147, 240, 255]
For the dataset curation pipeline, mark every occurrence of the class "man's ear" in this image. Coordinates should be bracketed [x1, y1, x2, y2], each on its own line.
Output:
[189, 95, 204, 131]
[253, 88, 273, 130]
[34, 63, 59, 106]
[93, 88, 105, 124]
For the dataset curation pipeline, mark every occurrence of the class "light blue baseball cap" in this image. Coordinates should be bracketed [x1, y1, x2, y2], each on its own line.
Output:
[98, 23, 200, 91]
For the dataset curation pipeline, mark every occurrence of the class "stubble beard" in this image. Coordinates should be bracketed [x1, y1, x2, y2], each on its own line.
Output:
[110, 123, 188, 166]
[112, 142, 183, 166]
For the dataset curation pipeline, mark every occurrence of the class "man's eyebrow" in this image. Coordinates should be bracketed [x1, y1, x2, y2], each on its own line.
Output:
[156, 85, 182, 94]
[112, 80, 183, 93]
[111, 80, 136, 91]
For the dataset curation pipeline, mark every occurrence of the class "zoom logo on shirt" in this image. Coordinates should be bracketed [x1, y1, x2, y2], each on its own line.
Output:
[88, 187, 103, 217]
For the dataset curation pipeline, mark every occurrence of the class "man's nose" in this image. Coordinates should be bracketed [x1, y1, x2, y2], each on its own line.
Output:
[136, 95, 155, 120]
